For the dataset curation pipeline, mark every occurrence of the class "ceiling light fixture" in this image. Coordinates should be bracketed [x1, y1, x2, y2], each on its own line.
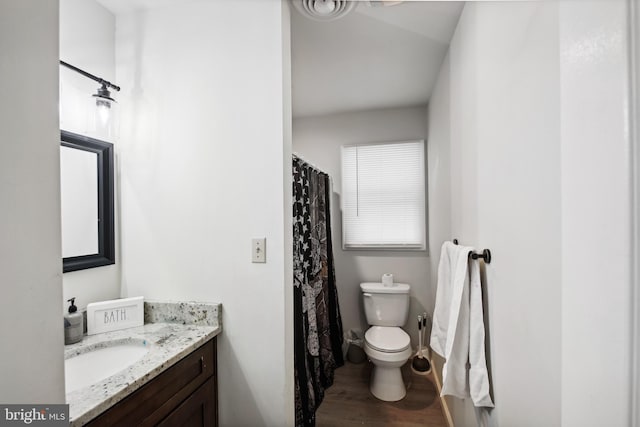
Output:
[367, 0, 405, 6]
[292, 0, 357, 21]
[60, 60, 121, 125]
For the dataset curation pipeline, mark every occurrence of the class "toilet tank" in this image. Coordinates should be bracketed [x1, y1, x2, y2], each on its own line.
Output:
[360, 282, 410, 327]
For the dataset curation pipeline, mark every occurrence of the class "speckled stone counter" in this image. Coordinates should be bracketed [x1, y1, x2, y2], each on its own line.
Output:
[144, 300, 220, 326]
[66, 301, 221, 426]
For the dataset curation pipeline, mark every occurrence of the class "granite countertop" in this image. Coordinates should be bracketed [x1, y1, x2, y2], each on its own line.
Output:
[66, 301, 221, 426]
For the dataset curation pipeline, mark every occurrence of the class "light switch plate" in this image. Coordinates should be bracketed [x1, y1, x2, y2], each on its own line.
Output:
[86, 296, 144, 335]
[252, 238, 266, 263]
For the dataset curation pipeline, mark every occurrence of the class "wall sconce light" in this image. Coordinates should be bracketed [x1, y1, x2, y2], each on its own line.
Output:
[93, 84, 115, 126]
[60, 60, 120, 127]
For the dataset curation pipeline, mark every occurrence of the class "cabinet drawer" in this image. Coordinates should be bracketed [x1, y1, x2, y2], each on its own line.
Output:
[87, 338, 216, 427]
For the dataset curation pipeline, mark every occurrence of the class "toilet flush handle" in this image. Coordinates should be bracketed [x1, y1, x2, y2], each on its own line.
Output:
[363, 293, 373, 297]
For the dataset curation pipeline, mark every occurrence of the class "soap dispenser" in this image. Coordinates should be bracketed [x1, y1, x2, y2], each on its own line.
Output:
[64, 297, 83, 345]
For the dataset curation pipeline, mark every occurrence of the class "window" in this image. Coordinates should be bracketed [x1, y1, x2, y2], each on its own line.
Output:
[341, 140, 426, 250]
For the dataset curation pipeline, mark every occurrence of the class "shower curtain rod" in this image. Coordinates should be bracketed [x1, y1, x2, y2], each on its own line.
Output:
[293, 153, 328, 175]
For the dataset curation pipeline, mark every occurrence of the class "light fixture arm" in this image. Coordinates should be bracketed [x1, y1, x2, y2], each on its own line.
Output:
[59, 60, 120, 92]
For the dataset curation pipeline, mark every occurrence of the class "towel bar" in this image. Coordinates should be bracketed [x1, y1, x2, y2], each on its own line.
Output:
[452, 239, 492, 264]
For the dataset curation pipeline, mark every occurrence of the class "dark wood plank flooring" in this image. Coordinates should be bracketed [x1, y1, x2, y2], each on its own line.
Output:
[316, 360, 448, 427]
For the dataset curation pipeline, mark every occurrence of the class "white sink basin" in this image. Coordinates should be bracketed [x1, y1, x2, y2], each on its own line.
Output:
[65, 339, 150, 393]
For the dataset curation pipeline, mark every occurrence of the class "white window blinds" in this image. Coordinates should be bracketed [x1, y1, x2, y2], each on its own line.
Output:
[341, 140, 426, 250]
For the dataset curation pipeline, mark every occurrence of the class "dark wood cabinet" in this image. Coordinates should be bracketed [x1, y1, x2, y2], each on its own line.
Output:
[157, 379, 215, 427]
[87, 338, 217, 427]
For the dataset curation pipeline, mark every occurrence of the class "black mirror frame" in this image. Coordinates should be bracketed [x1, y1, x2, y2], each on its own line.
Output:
[61, 130, 115, 273]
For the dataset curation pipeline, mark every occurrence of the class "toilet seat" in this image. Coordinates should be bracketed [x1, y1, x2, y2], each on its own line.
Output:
[364, 326, 410, 353]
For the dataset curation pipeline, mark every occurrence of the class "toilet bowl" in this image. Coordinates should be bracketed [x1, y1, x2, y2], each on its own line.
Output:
[364, 326, 412, 401]
[360, 282, 411, 402]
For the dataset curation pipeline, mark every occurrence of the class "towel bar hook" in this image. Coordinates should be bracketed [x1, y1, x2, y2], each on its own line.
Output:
[470, 249, 491, 264]
[452, 239, 492, 264]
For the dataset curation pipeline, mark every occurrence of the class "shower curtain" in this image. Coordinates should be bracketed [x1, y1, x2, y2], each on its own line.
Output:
[293, 156, 344, 427]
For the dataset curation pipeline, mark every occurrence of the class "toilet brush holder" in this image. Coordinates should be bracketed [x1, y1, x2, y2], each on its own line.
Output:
[411, 316, 431, 375]
[410, 356, 431, 376]
[411, 346, 431, 376]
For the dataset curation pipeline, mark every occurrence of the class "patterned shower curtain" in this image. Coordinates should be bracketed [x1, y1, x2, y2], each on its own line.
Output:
[293, 156, 344, 427]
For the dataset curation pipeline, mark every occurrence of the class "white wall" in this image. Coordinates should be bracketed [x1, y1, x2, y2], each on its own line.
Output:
[114, 1, 292, 425]
[0, 0, 65, 403]
[60, 0, 115, 140]
[474, 4, 563, 425]
[426, 53, 470, 423]
[450, 4, 562, 425]
[559, 1, 631, 425]
[632, 1, 640, 425]
[293, 107, 430, 344]
[60, 0, 121, 311]
[282, 1, 295, 422]
[428, 1, 632, 426]
[427, 55, 451, 322]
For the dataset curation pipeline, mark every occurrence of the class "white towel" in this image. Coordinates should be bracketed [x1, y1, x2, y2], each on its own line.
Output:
[430, 241, 494, 408]
[430, 241, 464, 358]
[468, 258, 494, 407]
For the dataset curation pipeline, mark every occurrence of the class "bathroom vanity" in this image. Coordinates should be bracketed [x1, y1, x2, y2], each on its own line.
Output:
[66, 301, 221, 426]
[87, 337, 217, 426]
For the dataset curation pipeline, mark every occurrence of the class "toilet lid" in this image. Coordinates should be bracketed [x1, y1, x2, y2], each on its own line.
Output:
[365, 326, 411, 353]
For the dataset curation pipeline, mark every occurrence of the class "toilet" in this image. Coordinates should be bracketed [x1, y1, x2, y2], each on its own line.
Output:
[360, 282, 412, 401]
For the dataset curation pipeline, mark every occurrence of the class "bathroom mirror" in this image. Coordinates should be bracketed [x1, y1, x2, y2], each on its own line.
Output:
[60, 130, 115, 272]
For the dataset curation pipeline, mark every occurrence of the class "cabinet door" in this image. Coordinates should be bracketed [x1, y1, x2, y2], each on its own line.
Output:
[86, 338, 216, 427]
[157, 379, 216, 427]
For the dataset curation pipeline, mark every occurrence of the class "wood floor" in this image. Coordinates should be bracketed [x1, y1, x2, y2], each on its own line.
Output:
[316, 360, 448, 427]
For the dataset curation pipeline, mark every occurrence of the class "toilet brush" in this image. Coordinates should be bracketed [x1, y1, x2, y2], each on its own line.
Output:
[411, 316, 430, 374]
[422, 313, 431, 373]
[421, 313, 431, 373]
[421, 312, 429, 359]
[414, 315, 422, 358]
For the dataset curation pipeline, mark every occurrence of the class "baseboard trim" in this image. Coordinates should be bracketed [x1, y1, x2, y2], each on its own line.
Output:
[431, 359, 455, 427]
